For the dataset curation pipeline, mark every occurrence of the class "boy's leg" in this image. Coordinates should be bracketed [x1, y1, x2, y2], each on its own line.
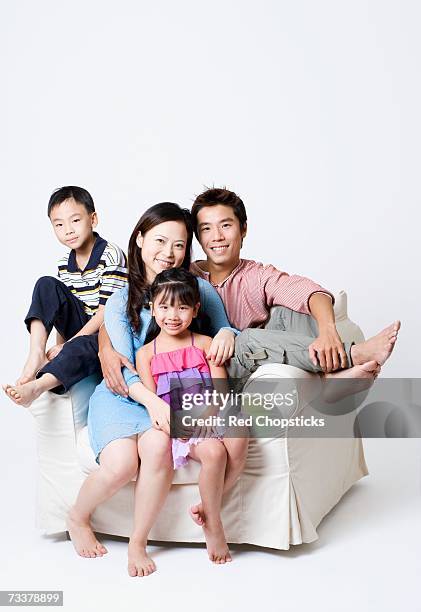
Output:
[19, 276, 89, 384]
[5, 335, 101, 407]
[37, 334, 101, 394]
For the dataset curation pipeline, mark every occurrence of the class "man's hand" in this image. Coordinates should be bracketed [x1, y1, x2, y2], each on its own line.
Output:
[46, 344, 64, 361]
[206, 329, 235, 366]
[99, 345, 137, 397]
[308, 325, 347, 372]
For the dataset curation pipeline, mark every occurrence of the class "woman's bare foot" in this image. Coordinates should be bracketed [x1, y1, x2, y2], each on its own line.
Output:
[3, 381, 43, 408]
[323, 361, 381, 402]
[189, 502, 205, 526]
[203, 520, 232, 564]
[128, 539, 156, 577]
[16, 349, 48, 385]
[351, 321, 401, 367]
[66, 509, 107, 558]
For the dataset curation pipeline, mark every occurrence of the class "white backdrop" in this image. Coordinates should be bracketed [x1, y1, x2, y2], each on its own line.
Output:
[1, 0, 419, 380]
[1, 3, 420, 608]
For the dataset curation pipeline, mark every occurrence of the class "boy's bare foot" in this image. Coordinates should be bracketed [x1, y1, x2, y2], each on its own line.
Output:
[16, 350, 47, 385]
[189, 502, 205, 526]
[203, 520, 232, 564]
[323, 361, 381, 403]
[128, 539, 156, 577]
[3, 381, 43, 408]
[66, 509, 107, 558]
[351, 321, 401, 367]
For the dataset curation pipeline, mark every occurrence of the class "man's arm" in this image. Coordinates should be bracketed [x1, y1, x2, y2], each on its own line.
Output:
[308, 292, 347, 372]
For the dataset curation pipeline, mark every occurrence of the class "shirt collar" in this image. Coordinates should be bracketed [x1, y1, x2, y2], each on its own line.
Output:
[193, 258, 245, 288]
[67, 232, 107, 273]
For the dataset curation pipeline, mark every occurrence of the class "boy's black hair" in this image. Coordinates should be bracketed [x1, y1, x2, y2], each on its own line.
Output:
[47, 186, 95, 217]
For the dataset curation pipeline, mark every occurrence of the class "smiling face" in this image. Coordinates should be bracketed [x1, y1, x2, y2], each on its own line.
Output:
[137, 220, 188, 284]
[49, 198, 97, 250]
[151, 291, 199, 337]
[196, 204, 247, 268]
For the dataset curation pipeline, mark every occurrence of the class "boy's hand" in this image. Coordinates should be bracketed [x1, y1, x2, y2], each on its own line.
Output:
[46, 344, 64, 361]
[308, 326, 347, 372]
[207, 329, 235, 366]
[99, 345, 136, 397]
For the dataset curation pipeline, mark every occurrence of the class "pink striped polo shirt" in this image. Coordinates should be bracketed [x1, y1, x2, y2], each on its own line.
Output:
[190, 259, 333, 330]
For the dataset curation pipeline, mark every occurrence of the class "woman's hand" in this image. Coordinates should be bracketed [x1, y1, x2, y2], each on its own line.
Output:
[99, 344, 137, 397]
[206, 329, 235, 366]
[46, 344, 64, 361]
[146, 396, 171, 435]
[308, 325, 347, 372]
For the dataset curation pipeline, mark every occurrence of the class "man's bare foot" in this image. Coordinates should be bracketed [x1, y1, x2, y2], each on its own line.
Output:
[16, 350, 48, 385]
[128, 539, 156, 577]
[189, 503, 205, 526]
[66, 509, 107, 558]
[203, 520, 232, 564]
[323, 361, 381, 403]
[351, 321, 401, 367]
[3, 381, 43, 408]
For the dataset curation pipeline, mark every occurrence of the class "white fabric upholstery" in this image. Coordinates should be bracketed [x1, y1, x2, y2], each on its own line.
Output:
[28, 291, 368, 549]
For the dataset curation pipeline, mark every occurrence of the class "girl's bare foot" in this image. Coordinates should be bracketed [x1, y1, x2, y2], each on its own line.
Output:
[203, 520, 232, 564]
[16, 350, 48, 385]
[323, 361, 380, 402]
[66, 509, 107, 558]
[3, 381, 43, 408]
[128, 539, 156, 577]
[351, 321, 401, 367]
[189, 502, 205, 526]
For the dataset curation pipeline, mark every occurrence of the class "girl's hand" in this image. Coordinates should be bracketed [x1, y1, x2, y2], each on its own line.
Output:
[46, 344, 64, 361]
[146, 396, 171, 435]
[206, 329, 235, 366]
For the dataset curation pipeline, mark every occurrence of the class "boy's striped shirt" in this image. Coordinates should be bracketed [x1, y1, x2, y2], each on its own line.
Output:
[57, 233, 128, 316]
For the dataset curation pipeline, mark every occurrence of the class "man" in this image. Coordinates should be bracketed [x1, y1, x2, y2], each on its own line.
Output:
[189, 187, 400, 386]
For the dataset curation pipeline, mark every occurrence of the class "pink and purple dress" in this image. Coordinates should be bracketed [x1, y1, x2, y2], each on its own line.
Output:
[150, 333, 218, 469]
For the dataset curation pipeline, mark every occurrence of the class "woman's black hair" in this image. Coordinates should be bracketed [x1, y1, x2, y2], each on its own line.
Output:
[144, 268, 203, 344]
[126, 203, 193, 333]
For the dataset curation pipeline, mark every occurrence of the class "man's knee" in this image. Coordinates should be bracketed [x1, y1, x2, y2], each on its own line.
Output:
[33, 276, 62, 294]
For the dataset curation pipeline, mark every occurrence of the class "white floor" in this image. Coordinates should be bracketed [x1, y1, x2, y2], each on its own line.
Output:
[1, 407, 420, 612]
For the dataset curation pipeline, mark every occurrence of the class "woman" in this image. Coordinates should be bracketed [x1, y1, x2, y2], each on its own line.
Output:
[66, 202, 239, 577]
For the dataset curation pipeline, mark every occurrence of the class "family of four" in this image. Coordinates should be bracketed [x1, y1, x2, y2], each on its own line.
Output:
[4, 186, 400, 577]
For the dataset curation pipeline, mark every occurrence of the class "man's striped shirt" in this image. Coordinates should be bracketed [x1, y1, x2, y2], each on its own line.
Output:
[190, 259, 333, 330]
[57, 233, 128, 316]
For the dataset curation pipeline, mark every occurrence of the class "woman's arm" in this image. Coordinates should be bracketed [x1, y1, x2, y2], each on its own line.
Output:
[99, 288, 141, 395]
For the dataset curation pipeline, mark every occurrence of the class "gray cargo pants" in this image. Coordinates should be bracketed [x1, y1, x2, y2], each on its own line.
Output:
[226, 306, 354, 390]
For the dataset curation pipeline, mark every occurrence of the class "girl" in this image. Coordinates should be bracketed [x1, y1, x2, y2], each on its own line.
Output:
[67, 202, 244, 578]
[136, 268, 248, 564]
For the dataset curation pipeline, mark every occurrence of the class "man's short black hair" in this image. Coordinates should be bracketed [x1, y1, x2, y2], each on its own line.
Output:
[191, 187, 247, 238]
[47, 186, 95, 217]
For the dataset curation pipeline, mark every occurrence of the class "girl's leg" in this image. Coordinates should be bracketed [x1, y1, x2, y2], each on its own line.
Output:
[188, 439, 231, 564]
[17, 319, 49, 385]
[67, 436, 139, 558]
[190, 435, 249, 527]
[128, 429, 173, 577]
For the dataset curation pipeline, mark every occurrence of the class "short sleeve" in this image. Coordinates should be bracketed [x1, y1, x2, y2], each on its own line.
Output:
[99, 243, 128, 306]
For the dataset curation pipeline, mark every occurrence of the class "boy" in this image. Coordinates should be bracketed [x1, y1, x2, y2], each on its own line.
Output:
[3, 186, 128, 407]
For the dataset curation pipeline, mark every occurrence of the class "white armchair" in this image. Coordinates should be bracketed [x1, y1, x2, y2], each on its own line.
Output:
[29, 291, 368, 550]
